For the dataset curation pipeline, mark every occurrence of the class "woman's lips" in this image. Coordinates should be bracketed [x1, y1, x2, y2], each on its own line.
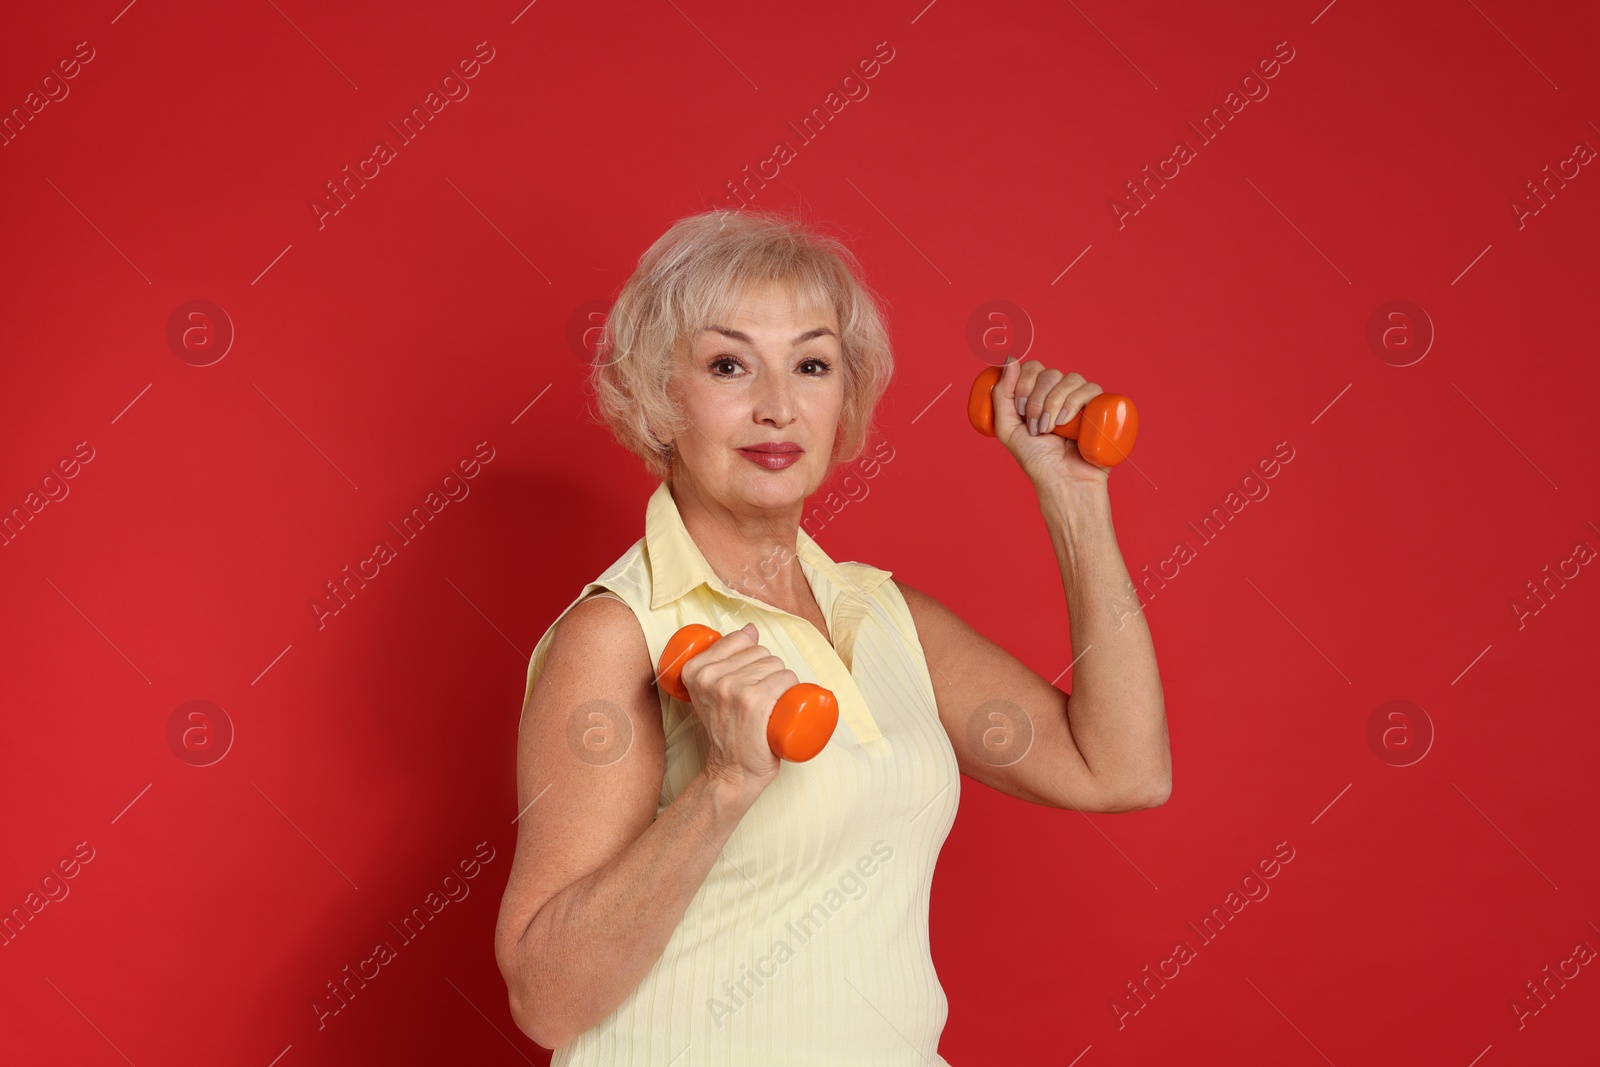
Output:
[738, 448, 802, 470]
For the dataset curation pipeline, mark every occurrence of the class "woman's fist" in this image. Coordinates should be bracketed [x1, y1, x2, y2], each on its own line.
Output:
[988, 357, 1112, 488]
[680, 623, 790, 793]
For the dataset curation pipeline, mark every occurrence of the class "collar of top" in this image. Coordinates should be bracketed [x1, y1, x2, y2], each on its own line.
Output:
[644, 480, 892, 614]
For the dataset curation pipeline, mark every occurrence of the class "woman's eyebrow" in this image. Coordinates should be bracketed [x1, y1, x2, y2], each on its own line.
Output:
[701, 325, 838, 345]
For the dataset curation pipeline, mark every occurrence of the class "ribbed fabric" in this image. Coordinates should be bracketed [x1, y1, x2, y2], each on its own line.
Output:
[522, 480, 960, 1066]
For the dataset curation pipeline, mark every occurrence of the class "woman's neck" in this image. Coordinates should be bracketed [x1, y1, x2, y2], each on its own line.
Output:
[668, 478, 809, 607]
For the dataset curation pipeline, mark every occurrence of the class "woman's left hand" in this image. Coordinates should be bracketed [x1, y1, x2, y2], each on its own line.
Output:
[989, 357, 1112, 489]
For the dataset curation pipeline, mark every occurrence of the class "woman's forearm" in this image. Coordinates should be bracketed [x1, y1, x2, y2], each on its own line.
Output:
[506, 770, 761, 1047]
[1036, 476, 1170, 803]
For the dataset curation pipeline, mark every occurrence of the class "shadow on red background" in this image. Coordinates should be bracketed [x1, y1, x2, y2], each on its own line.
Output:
[2, 0, 1597, 1064]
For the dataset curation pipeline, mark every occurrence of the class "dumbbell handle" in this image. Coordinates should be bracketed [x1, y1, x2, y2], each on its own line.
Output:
[966, 365, 1141, 468]
[656, 624, 839, 763]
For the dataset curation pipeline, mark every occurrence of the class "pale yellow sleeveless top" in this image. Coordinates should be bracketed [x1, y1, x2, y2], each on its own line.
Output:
[522, 480, 960, 1066]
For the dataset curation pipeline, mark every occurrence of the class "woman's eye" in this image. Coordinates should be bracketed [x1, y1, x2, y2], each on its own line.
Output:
[709, 356, 833, 376]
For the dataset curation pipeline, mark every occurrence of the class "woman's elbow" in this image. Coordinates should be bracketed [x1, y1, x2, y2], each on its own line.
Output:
[500, 960, 590, 1050]
[524, 1017, 576, 1052]
[1133, 774, 1172, 809]
[505, 983, 576, 1051]
[497, 934, 568, 1049]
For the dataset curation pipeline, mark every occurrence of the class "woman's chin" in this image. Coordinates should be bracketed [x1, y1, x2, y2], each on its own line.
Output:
[727, 466, 812, 505]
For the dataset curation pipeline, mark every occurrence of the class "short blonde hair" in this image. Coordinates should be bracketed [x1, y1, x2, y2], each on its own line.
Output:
[588, 208, 894, 484]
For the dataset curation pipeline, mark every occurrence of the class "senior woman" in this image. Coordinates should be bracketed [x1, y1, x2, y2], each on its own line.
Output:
[495, 208, 1170, 1065]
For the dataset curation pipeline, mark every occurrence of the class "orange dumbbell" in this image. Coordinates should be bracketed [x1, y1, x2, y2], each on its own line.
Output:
[967, 365, 1141, 468]
[657, 623, 839, 763]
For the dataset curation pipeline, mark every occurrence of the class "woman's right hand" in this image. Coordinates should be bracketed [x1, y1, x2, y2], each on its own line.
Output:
[681, 622, 789, 796]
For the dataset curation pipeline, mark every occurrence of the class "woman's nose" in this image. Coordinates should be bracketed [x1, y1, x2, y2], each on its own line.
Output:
[752, 381, 795, 425]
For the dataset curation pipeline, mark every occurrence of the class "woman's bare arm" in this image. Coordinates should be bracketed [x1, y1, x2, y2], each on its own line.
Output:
[494, 596, 764, 1048]
[897, 478, 1169, 812]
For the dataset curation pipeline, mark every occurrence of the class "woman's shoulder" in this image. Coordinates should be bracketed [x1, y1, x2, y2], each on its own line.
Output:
[555, 588, 643, 649]
[522, 584, 649, 721]
[555, 582, 641, 641]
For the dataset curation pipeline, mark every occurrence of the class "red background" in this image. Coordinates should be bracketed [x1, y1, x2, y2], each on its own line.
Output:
[3, 0, 1597, 1064]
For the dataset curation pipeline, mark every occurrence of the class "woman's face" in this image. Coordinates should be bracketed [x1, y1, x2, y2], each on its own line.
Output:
[665, 279, 845, 515]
